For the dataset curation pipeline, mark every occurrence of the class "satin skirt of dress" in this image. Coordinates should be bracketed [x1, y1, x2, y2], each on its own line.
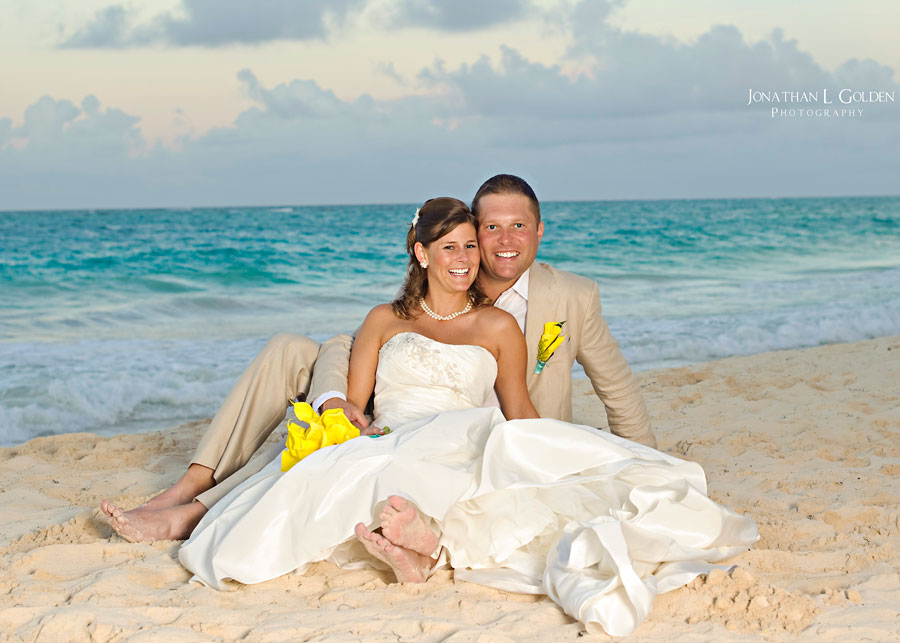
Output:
[179, 407, 757, 637]
[439, 417, 758, 636]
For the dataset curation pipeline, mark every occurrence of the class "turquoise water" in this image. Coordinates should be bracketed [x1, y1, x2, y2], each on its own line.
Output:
[2, 197, 899, 445]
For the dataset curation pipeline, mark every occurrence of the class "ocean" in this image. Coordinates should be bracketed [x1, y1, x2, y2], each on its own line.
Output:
[2, 197, 899, 446]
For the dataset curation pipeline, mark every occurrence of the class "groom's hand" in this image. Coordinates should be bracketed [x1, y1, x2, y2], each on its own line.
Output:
[320, 397, 369, 430]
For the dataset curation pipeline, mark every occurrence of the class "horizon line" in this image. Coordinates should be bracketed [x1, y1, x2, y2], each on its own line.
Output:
[3, 192, 899, 214]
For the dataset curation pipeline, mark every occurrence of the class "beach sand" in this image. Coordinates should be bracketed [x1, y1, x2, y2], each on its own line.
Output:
[2, 336, 898, 641]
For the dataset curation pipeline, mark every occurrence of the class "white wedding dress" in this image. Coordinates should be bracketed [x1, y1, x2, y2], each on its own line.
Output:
[179, 332, 758, 636]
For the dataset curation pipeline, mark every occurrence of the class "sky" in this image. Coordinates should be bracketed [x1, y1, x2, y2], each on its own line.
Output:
[2, 0, 899, 210]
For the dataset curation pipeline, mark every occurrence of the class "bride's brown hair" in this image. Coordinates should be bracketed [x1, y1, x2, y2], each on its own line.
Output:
[392, 197, 492, 320]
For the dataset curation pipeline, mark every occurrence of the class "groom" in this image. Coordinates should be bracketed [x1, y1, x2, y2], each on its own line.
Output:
[103, 174, 656, 542]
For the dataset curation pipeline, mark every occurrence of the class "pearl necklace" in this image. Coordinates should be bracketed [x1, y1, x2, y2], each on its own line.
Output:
[419, 297, 472, 321]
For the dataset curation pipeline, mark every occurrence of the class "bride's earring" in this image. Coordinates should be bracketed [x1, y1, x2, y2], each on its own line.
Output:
[420, 261, 428, 269]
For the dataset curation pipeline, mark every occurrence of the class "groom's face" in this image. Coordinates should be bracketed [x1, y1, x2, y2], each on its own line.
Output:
[476, 192, 544, 287]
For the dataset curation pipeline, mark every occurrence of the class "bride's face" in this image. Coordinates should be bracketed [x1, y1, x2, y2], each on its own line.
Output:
[415, 222, 480, 295]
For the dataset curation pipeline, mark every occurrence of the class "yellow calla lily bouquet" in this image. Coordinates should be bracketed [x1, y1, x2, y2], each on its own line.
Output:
[534, 321, 566, 374]
[281, 402, 361, 472]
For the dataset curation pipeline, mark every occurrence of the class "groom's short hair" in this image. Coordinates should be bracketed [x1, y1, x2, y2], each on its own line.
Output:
[471, 174, 541, 224]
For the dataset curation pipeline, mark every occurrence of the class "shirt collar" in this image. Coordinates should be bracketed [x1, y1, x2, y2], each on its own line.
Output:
[510, 268, 529, 301]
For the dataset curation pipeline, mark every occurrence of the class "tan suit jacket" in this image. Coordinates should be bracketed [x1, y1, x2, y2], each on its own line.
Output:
[310, 262, 655, 447]
[523, 263, 654, 446]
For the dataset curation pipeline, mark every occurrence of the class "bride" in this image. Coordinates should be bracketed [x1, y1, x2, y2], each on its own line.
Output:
[179, 197, 758, 636]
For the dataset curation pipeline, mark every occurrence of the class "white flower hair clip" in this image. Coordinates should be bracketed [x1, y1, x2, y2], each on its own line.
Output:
[412, 208, 420, 226]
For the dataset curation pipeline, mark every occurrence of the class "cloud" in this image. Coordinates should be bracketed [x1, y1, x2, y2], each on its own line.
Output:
[833, 57, 898, 88]
[60, 0, 534, 48]
[236, 69, 364, 119]
[560, 0, 623, 44]
[0, 95, 147, 206]
[0, 117, 11, 148]
[376, 61, 409, 87]
[15, 96, 82, 146]
[11, 95, 143, 155]
[384, 0, 530, 31]
[60, 5, 134, 48]
[61, 0, 366, 48]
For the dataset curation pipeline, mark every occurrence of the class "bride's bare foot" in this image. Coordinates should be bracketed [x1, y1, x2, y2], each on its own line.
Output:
[104, 501, 207, 543]
[100, 499, 118, 518]
[354, 523, 432, 583]
[380, 495, 439, 557]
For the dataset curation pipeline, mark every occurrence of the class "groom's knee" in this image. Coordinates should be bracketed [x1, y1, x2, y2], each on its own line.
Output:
[262, 333, 321, 381]
[265, 332, 319, 356]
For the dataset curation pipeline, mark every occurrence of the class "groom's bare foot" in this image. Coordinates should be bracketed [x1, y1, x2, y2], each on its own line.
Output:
[101, 464, 216, 519]
[148, 464, 218, 511]
[354, 523, 431, 583]
[380, 495, 439, 557]
[105, 501, 207, 543]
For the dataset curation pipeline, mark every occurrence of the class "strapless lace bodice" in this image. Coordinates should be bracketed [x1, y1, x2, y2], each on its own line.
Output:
[373, 332, 498, 428]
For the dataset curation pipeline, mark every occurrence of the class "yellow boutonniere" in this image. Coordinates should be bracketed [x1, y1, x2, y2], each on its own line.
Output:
[534, 321, 566, 374]
[280, 402, 361, 472]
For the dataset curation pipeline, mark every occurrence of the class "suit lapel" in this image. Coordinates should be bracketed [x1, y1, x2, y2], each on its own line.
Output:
[524, 263, 560, 387]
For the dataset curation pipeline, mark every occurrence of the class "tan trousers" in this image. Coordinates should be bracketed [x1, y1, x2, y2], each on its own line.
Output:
[193, 333, 320, 508]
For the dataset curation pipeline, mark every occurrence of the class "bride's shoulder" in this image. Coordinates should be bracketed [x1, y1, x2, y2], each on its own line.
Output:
[359, 303, 401, 334]
[472, 305, 519, 333]
[363, 303, 396, 320]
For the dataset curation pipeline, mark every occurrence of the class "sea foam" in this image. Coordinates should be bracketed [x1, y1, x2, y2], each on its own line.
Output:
[0, 337, 266, 447]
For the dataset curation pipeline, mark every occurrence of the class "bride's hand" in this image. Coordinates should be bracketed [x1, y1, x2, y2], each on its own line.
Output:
[359, 424, 386, 436]
[320, 397, 370, 430]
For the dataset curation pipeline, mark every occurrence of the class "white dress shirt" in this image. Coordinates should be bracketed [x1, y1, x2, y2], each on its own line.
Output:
[492, 269, 529, 333]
